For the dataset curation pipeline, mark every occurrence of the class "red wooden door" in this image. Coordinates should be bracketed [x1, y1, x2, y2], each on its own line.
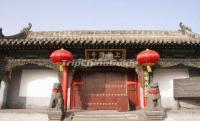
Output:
[71, 67, 139, 110]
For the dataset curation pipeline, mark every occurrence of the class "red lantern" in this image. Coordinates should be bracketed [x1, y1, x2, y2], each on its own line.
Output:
[136, 49, 160, 72]
[50, 49, 73, 63]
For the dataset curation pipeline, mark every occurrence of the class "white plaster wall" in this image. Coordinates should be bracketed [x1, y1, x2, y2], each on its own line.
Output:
[153, 69, 189, 109]
[19, 69, 59, 108]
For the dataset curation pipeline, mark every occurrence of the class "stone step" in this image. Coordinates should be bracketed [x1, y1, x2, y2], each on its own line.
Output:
[73, 115, 138, 119]
[68, 111, 147, 121]
[71, 118, 135, 121]
[73, 111, 140, 115]
[70, 118, 145, 121]
[74, 114, 137, 117]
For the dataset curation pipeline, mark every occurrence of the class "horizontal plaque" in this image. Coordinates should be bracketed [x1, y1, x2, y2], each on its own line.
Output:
[85, 49, 126, 60]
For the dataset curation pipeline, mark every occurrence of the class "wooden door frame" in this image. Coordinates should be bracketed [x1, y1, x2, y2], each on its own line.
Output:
[127, 70, 141, 110]
[70, 81, 84, 110]
[70, 67, 141, 110]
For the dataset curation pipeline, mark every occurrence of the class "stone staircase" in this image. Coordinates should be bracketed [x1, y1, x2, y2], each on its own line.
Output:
[65, 110, 147, 121]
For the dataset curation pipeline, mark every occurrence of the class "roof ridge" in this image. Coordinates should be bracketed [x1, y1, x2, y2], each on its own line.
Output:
[27, 30, 183, 38]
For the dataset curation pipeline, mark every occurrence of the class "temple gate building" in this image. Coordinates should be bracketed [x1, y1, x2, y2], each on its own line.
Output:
[0, 23, 200, 111]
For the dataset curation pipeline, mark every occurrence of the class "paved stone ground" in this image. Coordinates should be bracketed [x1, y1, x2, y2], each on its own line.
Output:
[0, 113, 49, 121]
[0, 109, 57, 121]
[164, 110, 200, 121]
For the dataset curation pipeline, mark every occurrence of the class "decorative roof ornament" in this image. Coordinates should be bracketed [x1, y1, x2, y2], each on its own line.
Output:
[179, 22, 192, 34]
[179, 22, 200, 39]
[0, 23, 32, 39]
[20, 23, 32, 35]
[0, 28, 4, 38]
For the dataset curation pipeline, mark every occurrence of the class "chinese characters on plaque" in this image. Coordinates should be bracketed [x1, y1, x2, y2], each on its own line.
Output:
[85, 49, 126, 60]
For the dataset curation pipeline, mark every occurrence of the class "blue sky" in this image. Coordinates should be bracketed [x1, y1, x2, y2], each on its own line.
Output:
[0, 0, 200, 34]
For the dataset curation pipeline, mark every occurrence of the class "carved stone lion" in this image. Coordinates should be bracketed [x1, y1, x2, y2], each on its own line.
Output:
[147, 82, 163, 111]
[49, 83, 63, 110]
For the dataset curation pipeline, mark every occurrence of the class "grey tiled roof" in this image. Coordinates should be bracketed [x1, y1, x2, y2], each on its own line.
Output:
[0, 24, 200, 49]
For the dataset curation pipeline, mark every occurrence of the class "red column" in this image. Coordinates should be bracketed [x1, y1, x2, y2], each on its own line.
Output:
[137, 79, 141, 109]
[62, 64, 68, 110]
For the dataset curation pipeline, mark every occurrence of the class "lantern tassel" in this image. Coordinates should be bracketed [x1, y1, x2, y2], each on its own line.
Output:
[59, 64, 63, 72]
[146, 65, 152, 72]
